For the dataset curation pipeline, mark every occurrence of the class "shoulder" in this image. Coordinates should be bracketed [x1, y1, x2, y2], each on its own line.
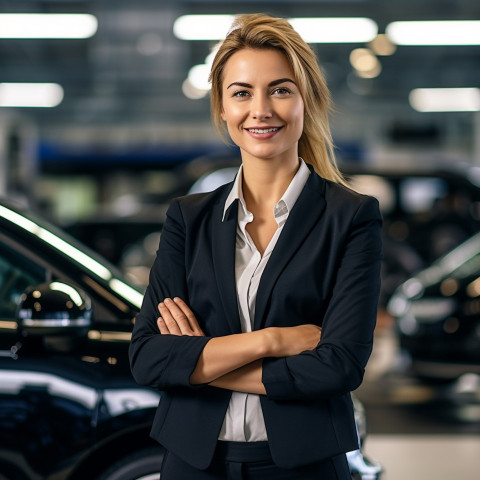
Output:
[316, 173, 382, 221]
[167, 181, 233, 222]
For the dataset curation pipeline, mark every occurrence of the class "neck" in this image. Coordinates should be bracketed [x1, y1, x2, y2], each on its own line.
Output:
[241, 155, 300, 211]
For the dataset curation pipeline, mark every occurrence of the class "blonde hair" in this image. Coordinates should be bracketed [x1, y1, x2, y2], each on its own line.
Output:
[209, 13, 345, 185]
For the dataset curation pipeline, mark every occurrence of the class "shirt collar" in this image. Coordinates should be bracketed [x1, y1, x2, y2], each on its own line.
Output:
[222, 158, 310, 223]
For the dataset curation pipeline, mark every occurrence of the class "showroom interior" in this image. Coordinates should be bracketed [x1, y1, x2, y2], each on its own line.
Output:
[0, 1, 479, 479]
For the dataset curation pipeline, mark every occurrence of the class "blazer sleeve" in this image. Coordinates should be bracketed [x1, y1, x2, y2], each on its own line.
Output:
[129, 198, 211, 390]
[262, 195, 382, 400]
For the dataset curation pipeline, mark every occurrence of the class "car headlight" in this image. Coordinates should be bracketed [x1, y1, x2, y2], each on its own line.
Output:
[410, 298, 456, 322]
[397, 297, 457, 336]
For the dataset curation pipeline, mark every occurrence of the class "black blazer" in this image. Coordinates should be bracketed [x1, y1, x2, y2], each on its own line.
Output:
[129, 167, 382, 469]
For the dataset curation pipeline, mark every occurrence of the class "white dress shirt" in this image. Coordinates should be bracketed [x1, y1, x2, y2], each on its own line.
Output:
[218, 158, 311, 442]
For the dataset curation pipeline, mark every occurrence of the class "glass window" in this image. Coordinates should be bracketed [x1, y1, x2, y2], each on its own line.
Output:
[0, 242, 45, 319]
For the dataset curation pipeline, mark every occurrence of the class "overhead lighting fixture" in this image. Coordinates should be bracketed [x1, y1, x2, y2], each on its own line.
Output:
[368, 34, 396, 56]
[409, 88, 480, 112]
[0, 83, 64, 108]
[182, 46, 220, 99]
[182, 79, 208, 100]
[174, 15, 377, 43]
[187, 64, 211, 91]
[349, 48, 382, 78]
[0, 13, 98, 39]
[386, 20, 480, 46]
[173, 15, 234, 41]
[289, 18, 377, 43]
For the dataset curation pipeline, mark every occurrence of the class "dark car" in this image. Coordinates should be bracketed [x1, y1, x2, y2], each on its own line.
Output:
[387, 231, 480, 382]
[189, 159, 480, 306]
[62, 156, 480, 306]
[0, 198, 381, 479]
[342, 162, 480, 305]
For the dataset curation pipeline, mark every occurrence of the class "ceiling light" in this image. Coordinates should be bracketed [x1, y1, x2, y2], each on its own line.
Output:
[409, 88, 480, 112]
[187, 64, 211, 91]
[0, 13, 98, 39]
[350, 48, 376, 71]
[349, 48, 382, 78]
[0, 83, 64, 108]
[386, 21, 480, 46]
[173, 15, 234, 41]
[289, 18, 377, 43]
[174, 15, 377, 43]
[182, 79, 208, 100]
[369, 34, 397, 56]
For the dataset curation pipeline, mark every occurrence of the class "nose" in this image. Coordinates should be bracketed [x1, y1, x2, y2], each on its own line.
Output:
[251, 94, 272, 120]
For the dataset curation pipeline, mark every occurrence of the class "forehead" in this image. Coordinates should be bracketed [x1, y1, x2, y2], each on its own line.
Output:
[222, 48, 295, 84]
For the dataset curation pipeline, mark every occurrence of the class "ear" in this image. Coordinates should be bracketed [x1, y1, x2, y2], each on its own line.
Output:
[220, 108, 226, 121]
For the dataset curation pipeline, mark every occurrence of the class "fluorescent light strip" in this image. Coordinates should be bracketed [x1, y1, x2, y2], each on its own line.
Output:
[173, 15, 378, 43]
[289, 18, 377, 43]
[409, 88, 480, 112]
[0, 13, 98, 39]
[386, 20, 480, 46]
[0, 83, 64, 108]
[173, 14, 234, 41]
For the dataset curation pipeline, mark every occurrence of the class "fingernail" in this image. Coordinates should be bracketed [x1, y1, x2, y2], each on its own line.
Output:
[165, 298, 172, 304]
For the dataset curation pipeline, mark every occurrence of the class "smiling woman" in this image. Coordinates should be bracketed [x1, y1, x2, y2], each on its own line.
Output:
[209, 14, 346, 185]
[130, 13, 382, 480]
[220, 49, 305, 169]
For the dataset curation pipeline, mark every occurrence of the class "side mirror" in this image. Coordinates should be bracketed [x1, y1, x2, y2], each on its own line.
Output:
[17, 282, 92, 339]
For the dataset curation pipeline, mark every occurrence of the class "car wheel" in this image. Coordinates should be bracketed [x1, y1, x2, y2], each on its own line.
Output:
[97, 447, 163, 480]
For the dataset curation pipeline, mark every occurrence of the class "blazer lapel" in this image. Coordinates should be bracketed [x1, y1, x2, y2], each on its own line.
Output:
[254, 172, 327, 330]
[211, 197, 242, 334]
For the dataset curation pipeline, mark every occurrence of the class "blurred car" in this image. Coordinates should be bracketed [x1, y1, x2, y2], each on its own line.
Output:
[0, 198, 382, 480]
[59, 154, 480, 296]
[189, 159, 480, 306]
[388, 231, 480, 382]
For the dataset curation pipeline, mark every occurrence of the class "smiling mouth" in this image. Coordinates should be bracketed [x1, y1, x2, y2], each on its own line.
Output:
[246, 127, 281, 134]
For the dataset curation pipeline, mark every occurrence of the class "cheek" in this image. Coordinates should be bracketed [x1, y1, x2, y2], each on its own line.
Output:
[221, 103, 243, 126]
[292, 103, 305, 131]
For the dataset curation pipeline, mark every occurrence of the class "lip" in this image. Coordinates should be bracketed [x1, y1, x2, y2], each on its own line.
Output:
[244, 126, 283, 139]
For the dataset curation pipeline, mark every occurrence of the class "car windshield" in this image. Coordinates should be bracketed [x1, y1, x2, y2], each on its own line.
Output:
[0, 201, 145, 309]
[418, 232, 480, 286]
[440, 232, 480, 279]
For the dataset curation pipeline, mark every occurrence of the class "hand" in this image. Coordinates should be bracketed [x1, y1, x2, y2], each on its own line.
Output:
[157, 297, 205, 336]
[266, 324, 322, 357]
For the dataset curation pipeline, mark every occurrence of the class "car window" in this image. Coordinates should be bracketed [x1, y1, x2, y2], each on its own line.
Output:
[0, 242, 46, 319]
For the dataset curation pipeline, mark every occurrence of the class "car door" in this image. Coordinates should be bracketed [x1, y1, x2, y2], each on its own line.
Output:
[0, 235, 101, 479]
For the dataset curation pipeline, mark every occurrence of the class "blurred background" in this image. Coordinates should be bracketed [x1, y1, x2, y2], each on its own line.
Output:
[1, 1, 479, 479]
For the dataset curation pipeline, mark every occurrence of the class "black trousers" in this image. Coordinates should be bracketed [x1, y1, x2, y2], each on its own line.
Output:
[160, 441, 351, 479]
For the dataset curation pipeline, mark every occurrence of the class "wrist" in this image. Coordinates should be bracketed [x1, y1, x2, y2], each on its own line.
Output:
[259, 327, 280, 357]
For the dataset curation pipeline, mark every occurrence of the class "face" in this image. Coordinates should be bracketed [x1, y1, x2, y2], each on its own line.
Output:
[220, 48, 304, 165]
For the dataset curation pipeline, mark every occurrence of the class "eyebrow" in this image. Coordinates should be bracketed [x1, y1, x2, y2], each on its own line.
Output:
[226, 78, 297, 89]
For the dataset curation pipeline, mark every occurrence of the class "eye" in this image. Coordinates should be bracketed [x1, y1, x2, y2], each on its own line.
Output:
[272, 87, 292, 95]
[232, 90, 250, 98]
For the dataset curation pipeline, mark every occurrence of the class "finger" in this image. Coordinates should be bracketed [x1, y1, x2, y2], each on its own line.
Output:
[173, 297, 205, 336]
[162, 298, 196, 335]
[158, 301, 182, 335]
[157, 316, 170, 335]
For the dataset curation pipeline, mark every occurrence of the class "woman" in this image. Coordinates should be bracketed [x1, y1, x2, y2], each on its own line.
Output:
[130, 13, 382, 479]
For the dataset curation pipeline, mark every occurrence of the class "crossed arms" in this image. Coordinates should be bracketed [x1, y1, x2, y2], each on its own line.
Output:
[157, 296, 322, 395]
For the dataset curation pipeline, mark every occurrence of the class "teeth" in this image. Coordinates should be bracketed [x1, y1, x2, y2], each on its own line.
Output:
[248, 128, 279, 134]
